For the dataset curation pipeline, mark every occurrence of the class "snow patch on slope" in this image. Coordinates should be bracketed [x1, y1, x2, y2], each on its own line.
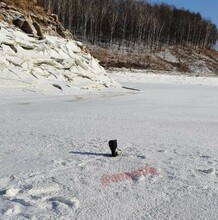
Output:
[157, 49, 179, 63]
[0, 22, 120, 95]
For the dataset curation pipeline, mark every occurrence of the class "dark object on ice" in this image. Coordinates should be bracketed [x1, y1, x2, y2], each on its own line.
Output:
[108, 140, 121, 157]
[10, 45, 17, 53]
[53, 84, 62, 91]
[122, 86, 140, 91]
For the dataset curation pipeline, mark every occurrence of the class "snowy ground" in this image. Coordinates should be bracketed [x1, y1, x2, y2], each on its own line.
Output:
[0, 73, 218, 219]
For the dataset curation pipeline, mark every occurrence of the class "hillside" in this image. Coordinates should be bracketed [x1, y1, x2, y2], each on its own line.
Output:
[88, 44, 218, 76]
[0, 0, 120, 95]
[1, 0, 217, 79]
[35, 0, 218, 76]
[0, 0, 73, 38]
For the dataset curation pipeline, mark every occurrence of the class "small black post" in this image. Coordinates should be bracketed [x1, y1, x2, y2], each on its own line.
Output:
[108, 140, 121, 157]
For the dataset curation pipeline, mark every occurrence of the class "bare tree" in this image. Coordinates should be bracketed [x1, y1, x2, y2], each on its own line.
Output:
[37, 0, 218, 50]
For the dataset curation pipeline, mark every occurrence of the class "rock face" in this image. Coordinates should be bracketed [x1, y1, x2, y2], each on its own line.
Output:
[0, 1, 73, 39]
[13, 15, 45, 39]
[12, 14, 70, 40]
[0, 22, 120, 94]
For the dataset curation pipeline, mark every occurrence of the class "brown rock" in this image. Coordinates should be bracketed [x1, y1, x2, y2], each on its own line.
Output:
[21, 20, 34, 35]
[13, 17, 24, 28]
[33, 21, 44, 39]
[56, 26, 66, 38]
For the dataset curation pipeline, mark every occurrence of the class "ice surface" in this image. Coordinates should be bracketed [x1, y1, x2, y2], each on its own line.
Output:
[0, 72, 218, 219]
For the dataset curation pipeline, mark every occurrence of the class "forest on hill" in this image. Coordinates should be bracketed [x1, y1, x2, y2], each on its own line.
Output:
[37, 0, 218, 51]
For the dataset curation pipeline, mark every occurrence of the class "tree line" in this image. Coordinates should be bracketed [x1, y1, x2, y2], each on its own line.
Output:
[37, 0, 218, 51]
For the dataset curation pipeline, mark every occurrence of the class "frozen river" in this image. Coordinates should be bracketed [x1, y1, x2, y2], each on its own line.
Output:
[0, 79, 218, 219]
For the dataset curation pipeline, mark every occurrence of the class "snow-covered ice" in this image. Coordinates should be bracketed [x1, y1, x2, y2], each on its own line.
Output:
[0, 71, 218, 219]
[110, 70, 218, 86]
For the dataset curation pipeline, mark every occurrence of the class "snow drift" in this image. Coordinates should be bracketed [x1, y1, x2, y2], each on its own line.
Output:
[0, 22, 120, 95]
